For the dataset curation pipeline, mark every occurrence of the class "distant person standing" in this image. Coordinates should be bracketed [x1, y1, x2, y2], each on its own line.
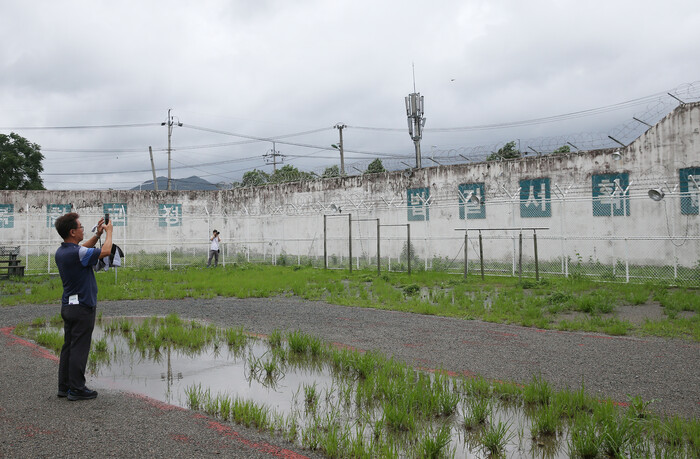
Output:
[54, 212, 113, 401]
[207, 230, 221, 267]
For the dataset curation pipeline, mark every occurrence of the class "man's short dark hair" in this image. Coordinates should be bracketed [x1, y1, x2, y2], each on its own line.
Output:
[55, 212, 79, 240]
[213, 230, 218, 234]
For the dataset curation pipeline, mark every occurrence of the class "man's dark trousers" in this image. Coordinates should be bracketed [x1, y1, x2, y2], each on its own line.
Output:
[58, 304, 96, 391]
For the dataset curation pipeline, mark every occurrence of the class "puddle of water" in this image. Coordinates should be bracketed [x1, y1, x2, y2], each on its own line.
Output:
[27, 317, 685, 459]
[89, 318, 337, 416]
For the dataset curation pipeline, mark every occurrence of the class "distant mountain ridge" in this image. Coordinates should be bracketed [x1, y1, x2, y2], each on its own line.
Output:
[131, 176, 218, 191]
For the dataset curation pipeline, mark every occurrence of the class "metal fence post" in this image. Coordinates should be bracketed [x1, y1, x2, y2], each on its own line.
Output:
[534, 229, 539, 281]
[625, 237, 629, 283]
[376, 218, 380, 275]
[407, 224, 411, 275]
[464, 231, 468, 279]
[348, 214, 352, 273]
[518, 231, 523, 282]
[479, 230, 484, 280]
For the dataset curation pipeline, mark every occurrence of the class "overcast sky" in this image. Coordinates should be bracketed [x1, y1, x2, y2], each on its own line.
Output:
[1, 0, 699, 190]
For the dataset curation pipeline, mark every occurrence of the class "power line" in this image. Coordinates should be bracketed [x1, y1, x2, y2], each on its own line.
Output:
[182, 124, 402, 158]
[0, 122, 160, 130]
[39, 126, 334, 153]
[40, 154, 264, 176]
[348, 92, 667, 133]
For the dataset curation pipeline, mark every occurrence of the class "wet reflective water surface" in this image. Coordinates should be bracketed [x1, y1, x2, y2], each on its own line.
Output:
[28, 316, 688, 458]
[84, 317, 568, 458]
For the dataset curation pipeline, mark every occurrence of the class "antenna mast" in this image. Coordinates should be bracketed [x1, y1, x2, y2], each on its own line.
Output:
[405, 64, 426, 169]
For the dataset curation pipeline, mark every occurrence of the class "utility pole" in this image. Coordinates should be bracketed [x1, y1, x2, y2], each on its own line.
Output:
[148, 146, 158, 191]
[264, 141, 284, 172]
[334, 123, 346, 175]
[161, 109, 182, 191]
[405, 65, 426, 169]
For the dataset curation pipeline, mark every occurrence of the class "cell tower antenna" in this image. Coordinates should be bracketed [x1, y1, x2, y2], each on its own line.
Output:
[405, 63, 425, 169]
[412, 62, 416, 93]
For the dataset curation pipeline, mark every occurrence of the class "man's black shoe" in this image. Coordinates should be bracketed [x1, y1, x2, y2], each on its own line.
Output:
[67, 388, 98, 401]
[57, 390, 69, 398]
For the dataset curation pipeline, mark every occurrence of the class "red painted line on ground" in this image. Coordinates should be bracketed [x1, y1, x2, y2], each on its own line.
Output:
[170, 434, 192, 443]
[127, 393, 307, 457]
[487, 331, 519, 338]
[126, 393, 186, 412]
[0, 326, 59, 362]
[206, 420, 308, 459]
[330, 342, 362, 352]
[16, 424, 59, 438]
[0, 408, 58, 439]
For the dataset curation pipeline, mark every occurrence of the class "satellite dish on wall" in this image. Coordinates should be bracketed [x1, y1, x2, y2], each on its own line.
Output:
[611, 150, 622, 161]
[648, 188, 665, 201]
[330, 203, 341, 213]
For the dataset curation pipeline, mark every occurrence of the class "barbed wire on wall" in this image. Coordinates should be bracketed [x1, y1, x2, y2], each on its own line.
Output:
[338, 81, 700, 174]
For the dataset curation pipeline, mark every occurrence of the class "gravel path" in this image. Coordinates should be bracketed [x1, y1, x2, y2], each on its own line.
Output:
[1, 297, 699, 457]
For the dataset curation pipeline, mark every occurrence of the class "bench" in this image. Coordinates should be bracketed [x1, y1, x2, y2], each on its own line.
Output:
[0, 246, 25, 278]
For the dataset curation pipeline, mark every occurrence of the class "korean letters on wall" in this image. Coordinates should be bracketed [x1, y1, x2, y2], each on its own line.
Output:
[158, 204, 182, 227]
[592, 173, 630, 217]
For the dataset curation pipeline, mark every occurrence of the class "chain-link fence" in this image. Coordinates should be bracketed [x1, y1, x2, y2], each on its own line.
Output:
[3, 190, 698, 286]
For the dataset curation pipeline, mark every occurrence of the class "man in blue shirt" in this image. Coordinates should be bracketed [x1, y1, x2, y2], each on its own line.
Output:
[54, 212, 113, 401]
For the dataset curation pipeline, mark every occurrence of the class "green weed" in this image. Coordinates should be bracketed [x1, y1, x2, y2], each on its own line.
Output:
[600, 412, 639, 457]
[34, 329, 63, 354]
[481, 418, 513, 457]
[31, 316, 45, 327]
[225, 326, 247, 349]
[93, 337, 108, 353]
[531, 402, 562, 438]
[49, 312, 63, 326]
[523, 374, 552, 405]
[267, 329, 282, 348]
[417, 425, 453, 459]
[627, 394, 656, 419]
[568, 414, 601, 458]
[463, 398, 490, 429]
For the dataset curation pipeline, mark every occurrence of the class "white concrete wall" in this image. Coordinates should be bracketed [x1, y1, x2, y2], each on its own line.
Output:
[1, 102, 698, 270]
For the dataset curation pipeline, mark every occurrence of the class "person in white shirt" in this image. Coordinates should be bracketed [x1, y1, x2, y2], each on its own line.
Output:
[207, 230, 221, 267]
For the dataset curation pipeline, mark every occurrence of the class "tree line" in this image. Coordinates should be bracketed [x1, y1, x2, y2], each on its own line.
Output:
[1, 132, 574, 191]
[235, 158, 387, 187]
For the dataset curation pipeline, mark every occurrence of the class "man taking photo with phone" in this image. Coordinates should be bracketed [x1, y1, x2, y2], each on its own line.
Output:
[54, 212, 113, 401]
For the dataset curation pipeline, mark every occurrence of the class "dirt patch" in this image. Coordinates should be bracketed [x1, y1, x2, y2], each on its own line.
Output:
[616, 302, 667, 325]
[551, 301, 697, 327]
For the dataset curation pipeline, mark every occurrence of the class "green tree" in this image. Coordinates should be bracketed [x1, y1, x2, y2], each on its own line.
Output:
[269, 164, 316, 184]
[365, 159, 386, 174]
[0, 133, 45, 190]
[486, 141, 520, 161]
[322, 165, 340, 178]
[552, 145, 571, 154]
[241, 169, 269, 187]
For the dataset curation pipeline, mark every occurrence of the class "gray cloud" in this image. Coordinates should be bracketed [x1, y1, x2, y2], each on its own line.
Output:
[1, 0, 699, 189]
